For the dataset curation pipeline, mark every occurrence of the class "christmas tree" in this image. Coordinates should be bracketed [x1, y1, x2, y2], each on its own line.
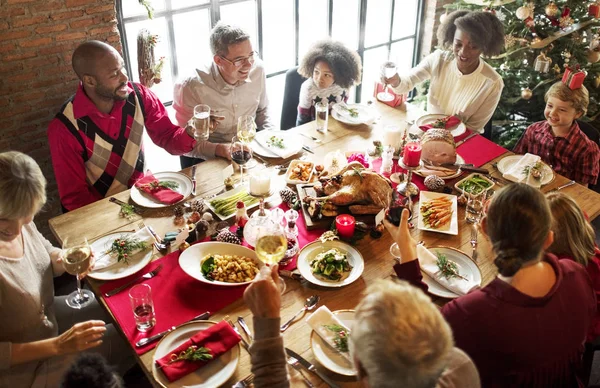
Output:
[443, 0, 600, 150]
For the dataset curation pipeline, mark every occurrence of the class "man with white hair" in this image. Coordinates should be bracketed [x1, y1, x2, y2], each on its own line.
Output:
[244, 266, 480, 388]
[173, 22, 273, 168]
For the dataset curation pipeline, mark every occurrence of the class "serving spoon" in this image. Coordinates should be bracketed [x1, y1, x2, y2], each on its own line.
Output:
[280, 295, 320, 332]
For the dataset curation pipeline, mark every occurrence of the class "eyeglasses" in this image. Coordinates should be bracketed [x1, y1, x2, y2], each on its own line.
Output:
[220, 51, 257, 68]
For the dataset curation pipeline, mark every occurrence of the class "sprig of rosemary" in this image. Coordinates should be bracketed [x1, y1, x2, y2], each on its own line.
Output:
[119, 204, 135, 219]
[106, 235, 148, 264]
[352, 166, 365, 182]
[266, 135, 285, 148]
[435, 252, 466, 281]
[522, 162, 543, 180]
[324, 324, 349, 353]
[142, 180, 179, 191]
[159, 345, 213, 368]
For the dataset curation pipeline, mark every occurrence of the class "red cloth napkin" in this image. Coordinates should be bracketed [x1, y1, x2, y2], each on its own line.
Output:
[155, 321, 241, 383]
[135, 172, 184, 204]
[99, 252, 247, 355]
[418, 115, 462, 132]
[373, 82, 406, 107]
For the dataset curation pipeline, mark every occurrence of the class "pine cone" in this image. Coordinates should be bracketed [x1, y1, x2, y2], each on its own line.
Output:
[424, 175, 445, 192]
[189, 199, 204, 213]
[173, 205, 184, 218]
[280, 188, 300, 210]
[216, 229, 241, 245]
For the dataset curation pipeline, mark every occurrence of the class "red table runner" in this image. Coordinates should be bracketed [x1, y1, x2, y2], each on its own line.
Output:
[99, 252, 247, 355]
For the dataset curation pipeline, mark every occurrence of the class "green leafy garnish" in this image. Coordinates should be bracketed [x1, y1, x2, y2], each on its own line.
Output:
[142, 180, 179, 190]
[352, 166, 365, 182]
[119, 203, 135, 219]
[435, 252, 466, 280]
[522, 162, 543, 180]
[201, 256, 216, 281]
[324, 324, 349, 352]
[160, 345, 213, 368]
[106, 235, 148, 264]
[266, 135, 285, 148]
[347, 108, 359, 118]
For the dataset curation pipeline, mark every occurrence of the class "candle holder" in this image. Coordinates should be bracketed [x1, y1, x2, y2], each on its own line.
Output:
[397, 159, 422, 198]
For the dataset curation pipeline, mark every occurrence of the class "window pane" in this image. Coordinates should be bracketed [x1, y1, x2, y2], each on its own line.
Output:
[332, 0, 359, 50]
[122, 0, 165, 18]
[364, 0, 391, 48]
[219, 1, 258, 49]
[172, 0, 210, 10]
[298, 0, 328, 60]
[173, 10, 212, 78]
[392, 0, 418, 39]
[262, 0, 294, 74]
[360, 46, 388, 103]
[124, 17, 173, 103]
[391, 39, 415, 74]
[266, 73, 286, 128]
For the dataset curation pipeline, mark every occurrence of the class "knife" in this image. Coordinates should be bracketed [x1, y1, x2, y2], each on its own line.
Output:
[285, 348, 340, 388]
[455, 132, 478, 147]
[440, 163, 490, 174]
[135, 311, 210, 348]
[109, 197, 143, 215]
[302, 145, 314, 154]
[191, 165, 197, 196]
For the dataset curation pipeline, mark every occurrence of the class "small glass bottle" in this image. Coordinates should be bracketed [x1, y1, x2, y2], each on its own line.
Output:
[280, 209, 299, 266]
[380, 145, 395, 177]
[235, 201, 248, 227]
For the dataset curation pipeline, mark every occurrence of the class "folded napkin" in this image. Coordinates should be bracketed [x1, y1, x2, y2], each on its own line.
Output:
[417, 245, 479, 296]
[155, 320, 241, 383]
[92, 227, 154, 271]
[135, 172, 184, 204]
[306, 306, 352, 362]
[502, 153, 541, 183]
[419, 115, 461, 132]
[255, 131, 298, 159]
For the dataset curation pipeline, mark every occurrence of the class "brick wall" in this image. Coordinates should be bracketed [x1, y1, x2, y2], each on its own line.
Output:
[0, 0, 121, 241]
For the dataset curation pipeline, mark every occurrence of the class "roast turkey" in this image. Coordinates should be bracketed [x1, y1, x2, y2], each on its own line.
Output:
[306, 161, 393, 215]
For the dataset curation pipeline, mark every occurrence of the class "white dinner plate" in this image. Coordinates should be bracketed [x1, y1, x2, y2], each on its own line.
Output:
[310, 310, 356, 376]
[496, 155, 555, 185]
[414, 114, 467, 138]
[417, 191, 459, 236]
[331, 103, 374, 126]
[130, 172, 192, 208]
[179, 242, 263, 286]
[88, 232, 153, 280]
[251, 131, 304, 158]
[297, 240, 364, 288]
[415, 155, 465, 180]
[420, 247, 482, 299]
[152, 321, 240, 388]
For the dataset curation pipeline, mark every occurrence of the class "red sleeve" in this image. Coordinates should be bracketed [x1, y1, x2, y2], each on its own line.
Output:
[47, 118, 103, 211]
[393, 259, 429, 293]
[513, 125, 531, 154]
[136, 83, 196, 155]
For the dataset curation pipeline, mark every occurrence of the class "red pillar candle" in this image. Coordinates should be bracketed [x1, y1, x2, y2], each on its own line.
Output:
[402, 142, 422, 167]
[335, 214, 356, 239]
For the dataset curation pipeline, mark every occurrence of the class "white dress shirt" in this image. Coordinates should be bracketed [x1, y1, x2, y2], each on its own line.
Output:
[173, 60, 273, 159]
[391, 50, 503, 133]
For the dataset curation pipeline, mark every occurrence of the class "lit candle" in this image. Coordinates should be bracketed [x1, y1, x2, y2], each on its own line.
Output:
[402, 142, 422, 167]
[249, 172, 271, 196]
[335, 214, 356, 239]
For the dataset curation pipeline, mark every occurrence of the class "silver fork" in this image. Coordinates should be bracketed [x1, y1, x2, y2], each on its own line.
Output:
[145, 225, 168, 253]
[232, 373, 254, 388]
[287, 355, 315, 387]
[104, 264, 163, 297]
[299, 133, 322, 143]
[225, 316, 251, 352]
[470, 224, 478, 261]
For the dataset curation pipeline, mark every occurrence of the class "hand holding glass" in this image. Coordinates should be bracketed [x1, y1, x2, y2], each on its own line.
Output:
[237, 115, 257, 144]
[378, 61, 397, 102]
[230, 137, 253, 184]
[62, 237, 95, 309]
[192, 104, 211, 141]
[255, 224, 287, 294]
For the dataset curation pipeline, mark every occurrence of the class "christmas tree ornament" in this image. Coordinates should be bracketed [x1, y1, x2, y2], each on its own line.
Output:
[483, 7, 496, 15]
[593, 75, 600, 88]
[559, 15, 574, 29]
[588, 49, 600, 64]
[516, 5, 533, 20]
[562, 66, 587, 90]
[505, 35, 517, 48]
[524, 17, 535, 29]
[521, 88, 533, 100]
[545, 2, 560, 18]
[532, 36, 542, 45]
[553, 64, 562, 74]
[534, 52, 552, 73]
[561, 50, 572, 64]
[590, 2, 600, 18]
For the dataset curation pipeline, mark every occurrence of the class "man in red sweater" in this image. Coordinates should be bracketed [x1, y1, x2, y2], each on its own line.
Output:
[48, 40, 197, 211]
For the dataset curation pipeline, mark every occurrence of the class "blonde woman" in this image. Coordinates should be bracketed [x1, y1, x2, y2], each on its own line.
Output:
[547, 191, 600, 341]
[0, 151, 131, 387]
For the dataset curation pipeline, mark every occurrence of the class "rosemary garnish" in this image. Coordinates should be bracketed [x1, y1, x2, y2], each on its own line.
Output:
[119, 203, 135, 219]
[435, 252, 467, 281]
[324, 324, 349, 353]
[522, 162, 543, 180]
[159, 345, 213, 368]
[432, 117, 448, 128]
[106, 235, 148, 264]
[352, 166, 365, 182]
[142, 180, 179, 190]
[266, 135, 285, 148]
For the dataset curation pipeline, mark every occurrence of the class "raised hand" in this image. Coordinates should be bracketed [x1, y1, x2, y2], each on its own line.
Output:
[383, 208, 418, 263]
[244, 264, 281, 319]
[380, 73, 400, 88]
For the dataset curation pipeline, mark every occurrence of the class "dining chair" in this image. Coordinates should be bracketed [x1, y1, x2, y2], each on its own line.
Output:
[577, 120, 600, 193]
[280, 66, 307, 131]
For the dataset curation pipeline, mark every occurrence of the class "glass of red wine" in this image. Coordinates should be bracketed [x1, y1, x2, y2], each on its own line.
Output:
[230, 136, 253, 185]
[386, 189, 413, 260]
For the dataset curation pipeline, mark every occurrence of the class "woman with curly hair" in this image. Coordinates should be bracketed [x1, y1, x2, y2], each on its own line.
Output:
[296, 39, 362, 126]
[383, 10, 505, 132]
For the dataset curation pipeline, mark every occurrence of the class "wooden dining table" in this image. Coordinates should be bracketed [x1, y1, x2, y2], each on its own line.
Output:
[48, 101, 600, 387]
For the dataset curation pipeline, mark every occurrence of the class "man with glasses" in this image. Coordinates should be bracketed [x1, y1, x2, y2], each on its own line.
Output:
[173, 22, 273, 167]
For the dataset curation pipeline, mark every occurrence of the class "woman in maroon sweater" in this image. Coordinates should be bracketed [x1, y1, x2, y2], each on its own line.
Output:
[387, 184, 596, 387]
[546, 192, 600, 342]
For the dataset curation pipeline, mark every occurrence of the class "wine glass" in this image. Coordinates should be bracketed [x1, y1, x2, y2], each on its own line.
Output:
[255, 223, 287, 294]
[62, 237, 95, 309]
[378, 61, 397, 102]
[230, 136, 253, 185]
[237, 115, 257, 144]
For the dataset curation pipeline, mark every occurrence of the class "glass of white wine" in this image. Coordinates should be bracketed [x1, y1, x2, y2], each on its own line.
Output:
[255, 223, 287, 294]
[378, 61, 397, 102]
[62, 237, 95, 309]
[237, 115, 257, 144]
